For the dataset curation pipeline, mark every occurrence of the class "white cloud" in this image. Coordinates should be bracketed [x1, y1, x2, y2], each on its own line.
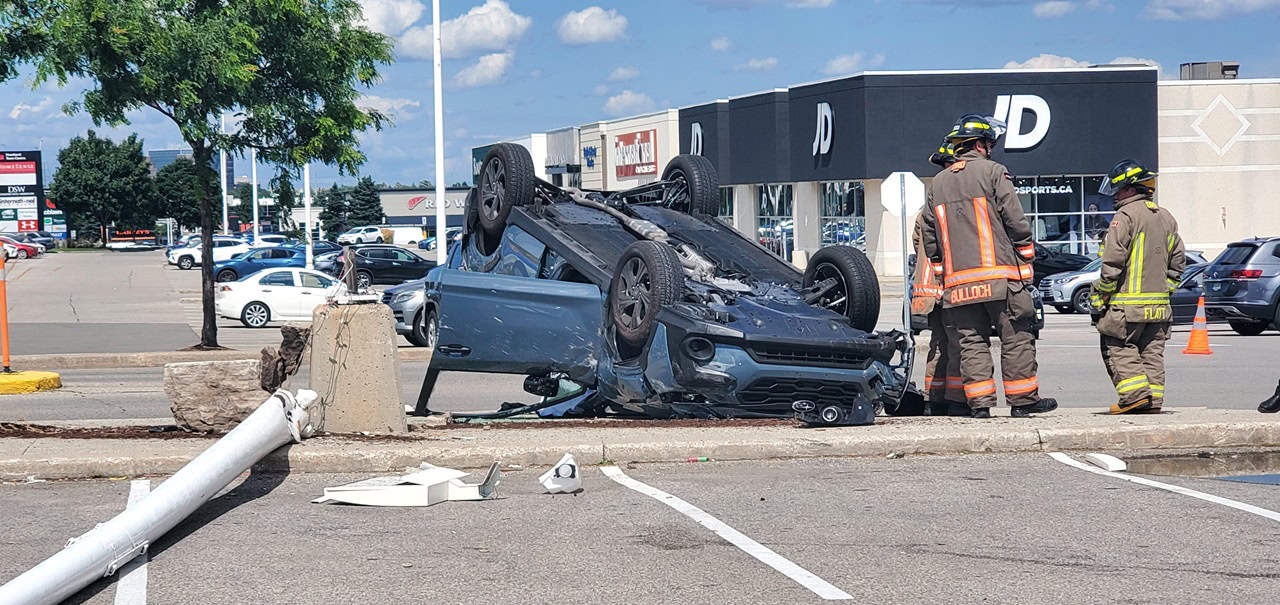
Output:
[1145, 0, 1280, 19]
[821, 52, 885, 75]
[786, 0, 833, 6]
[398, 0, 531, 60]
[452, 52, 513, 88]
[608, 66, 639, 82]
[8, 97, 54, 120]
[529, 68, 544, 79]
[1033, 1, 1076, 17]
[557, 7, 628, 45]
[358, 0, 425, 37]
[737, 57, 779, 71]
[710, 36, 732, 51]
[356, 95, 421, 118]
[603, 90, 656, 117]
[592, 84, 610, 96]
[1004, 53, 1164, 75]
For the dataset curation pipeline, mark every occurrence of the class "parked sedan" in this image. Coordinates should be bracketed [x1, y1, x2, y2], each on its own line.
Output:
[213, 246, 306, 282]
[3, 231, 55, 249]
[0, 236, 42, 259]
[382, 277, 431, 346]
[331, 244, 435, 288]
[216, 268, 344, 327]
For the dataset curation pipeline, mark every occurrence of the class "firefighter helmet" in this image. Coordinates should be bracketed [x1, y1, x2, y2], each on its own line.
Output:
[928, 140, 957, 168]
[946, 114, 1007, 146]
[1100, 159, 1157, 196]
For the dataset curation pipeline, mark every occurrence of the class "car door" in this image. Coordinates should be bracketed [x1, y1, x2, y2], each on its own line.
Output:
[254, 269, 300, 319]
[295, 270, 336, 318]
[355, 247, 388, 282]
[433, 268, 604, 382]
[386, 248, 428, 281]
[1172, 266, 1207, 323]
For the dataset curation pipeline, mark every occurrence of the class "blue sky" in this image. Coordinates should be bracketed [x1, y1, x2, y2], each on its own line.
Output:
[2, 0, 1279, 190]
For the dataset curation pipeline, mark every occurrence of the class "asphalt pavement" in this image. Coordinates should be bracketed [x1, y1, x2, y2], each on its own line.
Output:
[3, 453, 1279, 604]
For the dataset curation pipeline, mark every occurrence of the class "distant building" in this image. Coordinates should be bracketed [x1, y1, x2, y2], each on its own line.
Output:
[147, 148, 235, 191]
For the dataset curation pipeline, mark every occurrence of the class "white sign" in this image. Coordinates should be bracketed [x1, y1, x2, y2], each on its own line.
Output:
[690, 122, 704, 156]
[880, 171, 925, 218]
[993, 94, 1051, 150]
[0, 195, 36, 209]
[812, 102, 833, 157]
[16, 208, 37, 220]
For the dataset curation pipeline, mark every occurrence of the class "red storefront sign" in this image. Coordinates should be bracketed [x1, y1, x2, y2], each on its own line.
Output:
[614, 130, 657, 179]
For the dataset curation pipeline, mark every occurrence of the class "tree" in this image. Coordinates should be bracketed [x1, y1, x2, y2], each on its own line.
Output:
[5, 1, 392, 348]
[48, 130, 158, 237]
[317, 185, 349, 237]
[450, 182, 471, 188]
[346, 176, 384, 226]
[271, 171, 297, 229]
[154, 157, 203, 229]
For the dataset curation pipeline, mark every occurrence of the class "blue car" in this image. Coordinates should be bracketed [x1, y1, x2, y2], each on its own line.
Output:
[414, 143, 914, 425]
[213, 246, 306, 282]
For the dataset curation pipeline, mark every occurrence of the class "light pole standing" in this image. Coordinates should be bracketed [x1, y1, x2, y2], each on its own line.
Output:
[219, 113, 228, 233]
[250, 147, 259, 242]
[432, 0, 447, 265]
[303, 164, 314, 269]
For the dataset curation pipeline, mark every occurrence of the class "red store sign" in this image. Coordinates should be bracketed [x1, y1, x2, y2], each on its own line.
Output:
[614, 130, 657, 179]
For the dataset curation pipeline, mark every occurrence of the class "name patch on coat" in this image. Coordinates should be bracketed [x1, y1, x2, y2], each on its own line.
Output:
[949, 283, 993, 305]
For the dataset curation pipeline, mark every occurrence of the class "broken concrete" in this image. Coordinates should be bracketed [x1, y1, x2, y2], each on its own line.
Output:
[308, 303, 407, 434]
[164, 359, 266, 432]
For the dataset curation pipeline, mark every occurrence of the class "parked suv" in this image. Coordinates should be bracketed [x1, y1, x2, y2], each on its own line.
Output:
[1204, 238, 1280, 335]
[330, 244, 435, 288]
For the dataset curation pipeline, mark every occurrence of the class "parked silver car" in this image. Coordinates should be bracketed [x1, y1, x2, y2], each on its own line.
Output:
[381, 277, 430, 346]
[1042, 251, 1206, 314]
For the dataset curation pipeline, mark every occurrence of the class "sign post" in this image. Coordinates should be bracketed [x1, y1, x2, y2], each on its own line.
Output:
[251, 147, 260, 242]
[220, 113, 228, 233]
[0, 253, 10, 373]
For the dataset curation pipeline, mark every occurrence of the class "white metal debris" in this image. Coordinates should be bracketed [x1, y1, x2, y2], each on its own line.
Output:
[313, 462, 501, 507]
[539, 453, 582, 493]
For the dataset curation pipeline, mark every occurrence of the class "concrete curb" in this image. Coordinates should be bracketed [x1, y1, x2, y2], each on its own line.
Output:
[9, 347, 431, 370]
[3, 417, 1278, 480]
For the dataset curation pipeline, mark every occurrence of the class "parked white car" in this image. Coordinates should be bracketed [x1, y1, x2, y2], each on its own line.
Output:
[2, 243, 16, 259]
[336, 226, 385, 245]
[216, 268, 345, 327]
[252, 234, 290, 247]
[167, 237, 250, 270]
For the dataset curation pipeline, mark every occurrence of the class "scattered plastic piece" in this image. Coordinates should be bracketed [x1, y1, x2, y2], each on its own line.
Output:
[686, 457, 710, 463]
[1084, 453, 1127, 472]
[314, 462, 501, 507]
[539, 453, 581, 493]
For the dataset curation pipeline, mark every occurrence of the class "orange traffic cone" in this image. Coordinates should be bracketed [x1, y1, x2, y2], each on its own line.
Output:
[1183, 296, 1213, 355]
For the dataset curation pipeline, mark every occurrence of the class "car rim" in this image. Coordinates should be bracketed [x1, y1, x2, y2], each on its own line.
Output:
[812, 262, 848, 315]
[426, 313, 438, 349]
[219, 271, 234, 282]
[664, 169, 690, 211]
[616, 257, 652, 329]
[246, 304, 268, 327]
[480, 156, 505, 222]
[358, 273, 371, 288]
[18, 250, 27, 259]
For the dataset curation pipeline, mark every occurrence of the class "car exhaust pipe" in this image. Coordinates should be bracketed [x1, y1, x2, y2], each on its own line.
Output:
[0, 389, 318, 605]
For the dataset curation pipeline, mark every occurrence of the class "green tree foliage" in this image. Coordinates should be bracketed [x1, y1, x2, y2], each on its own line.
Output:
[346, 176, 384, 226]
[271, 171, 297, 228]
[450, 182, 472, 188]
[1, 1, 394, 346]
[317, 185, 349, 237]
[153, 157, 203, 229]
[48, 130, 158, 236]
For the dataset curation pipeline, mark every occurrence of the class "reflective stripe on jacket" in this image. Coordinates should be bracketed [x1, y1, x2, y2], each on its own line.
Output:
[911, 214, 942, 316]
[1092, 194, 1185, 323]
[920, 150, 1036, 308]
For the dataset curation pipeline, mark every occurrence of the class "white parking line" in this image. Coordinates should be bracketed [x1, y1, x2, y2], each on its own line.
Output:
[1048, 452, 1280, 523]
[600, 466, 853, 601]
[113, 479, 151, 605]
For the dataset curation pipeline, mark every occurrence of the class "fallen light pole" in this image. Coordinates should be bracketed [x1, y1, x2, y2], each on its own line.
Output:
[0, 390, 318, 605]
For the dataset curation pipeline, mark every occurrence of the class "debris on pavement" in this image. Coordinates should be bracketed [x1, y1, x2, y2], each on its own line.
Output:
[313, 461, 501, 507]
[539, 453, 581, 494]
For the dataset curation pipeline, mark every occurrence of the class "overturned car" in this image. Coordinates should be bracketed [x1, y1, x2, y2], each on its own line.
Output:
[415, 143, 919, 425]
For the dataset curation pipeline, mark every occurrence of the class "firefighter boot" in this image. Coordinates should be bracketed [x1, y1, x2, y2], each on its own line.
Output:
[970, 407, 991, 419]
[1109, 397, 1153, 415]
[1010, 398, 1059, 418]
[1260, 381, 1280, 414]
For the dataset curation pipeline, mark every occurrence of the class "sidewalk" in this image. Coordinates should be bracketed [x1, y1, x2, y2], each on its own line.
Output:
[2, 408, 1276, 480]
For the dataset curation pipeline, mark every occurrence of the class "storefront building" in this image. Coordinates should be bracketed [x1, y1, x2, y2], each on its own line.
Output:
[378, 187, 472, 238]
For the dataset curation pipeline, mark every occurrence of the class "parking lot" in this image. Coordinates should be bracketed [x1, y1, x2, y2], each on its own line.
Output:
[4, 453, 1279, 604]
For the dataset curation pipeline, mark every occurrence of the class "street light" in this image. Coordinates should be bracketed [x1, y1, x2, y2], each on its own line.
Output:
[432, 0, 446, 265]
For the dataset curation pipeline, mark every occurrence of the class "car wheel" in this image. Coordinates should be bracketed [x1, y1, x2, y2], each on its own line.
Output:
[610, 240, 685, 354]
[1229, 320, 1268, 336]
[178, 256, 194, 270]
[884, 387, 927, 416]
[16, 249, 28, 259]
[240, 302, 271, 328]
[660, 154, 720, 216]
[216, 269, 238, 282]
[376, 236, 384, 243]
[407, 308, 430, 347]
[356, 270, 373, 290]
[1053, 305, 1073, 314]
[1071, 288, 1092, 314]
[803, 246, 880, 332]
[477, 143, 535, 238]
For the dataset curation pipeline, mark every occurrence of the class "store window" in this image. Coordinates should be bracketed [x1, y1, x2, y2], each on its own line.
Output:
[718, 187, 734, 225]
[820, 181, 865, 250]
[756, 184, 793, 260]
[1016, 175, 1110, 256]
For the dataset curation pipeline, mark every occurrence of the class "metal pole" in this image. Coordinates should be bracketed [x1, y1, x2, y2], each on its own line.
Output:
[219, 113, 228, 233]
[899, 173, 911, 333]
[0, 253, 10, 373]
[304, 164, 314, 269]
[432, 0, 447, 265]
[251, 147, 259, 242]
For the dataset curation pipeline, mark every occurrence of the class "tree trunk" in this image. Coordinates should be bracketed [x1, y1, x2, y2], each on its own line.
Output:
[191, 140, 219, 348]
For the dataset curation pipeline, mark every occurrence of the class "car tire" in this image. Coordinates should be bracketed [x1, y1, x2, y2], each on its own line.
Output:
[1071, 288, 1092, 314]
[407, 308, 430, 347]
[660, 154, 720, 216]
[1229, 320, 1268, 336]
[240, 302, 271, 328]
[477, 143, 536, 238]
[1053, 305, 1073, 314]
[356, 270, 373, 290]
[178, 256, 194, 270]
[803, 246, 880, 332]
[376, 236, 383, 243]
[16, 249, 28, 259]
[216, 269, 238, 282]
[610, 240, 685, 353]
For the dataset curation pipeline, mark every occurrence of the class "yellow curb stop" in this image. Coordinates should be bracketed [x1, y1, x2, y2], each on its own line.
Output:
[0, 371, 62, 394]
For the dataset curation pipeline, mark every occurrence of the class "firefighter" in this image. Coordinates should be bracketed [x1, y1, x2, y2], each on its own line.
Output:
[913, 141, 963, 414]
[1090, 159, 1185, 414]
[920, 114, 1057, 418]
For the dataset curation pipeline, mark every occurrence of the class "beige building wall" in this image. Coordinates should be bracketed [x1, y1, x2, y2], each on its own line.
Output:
[578, 121, 608, 190]
[1158, 79, 1280, 258]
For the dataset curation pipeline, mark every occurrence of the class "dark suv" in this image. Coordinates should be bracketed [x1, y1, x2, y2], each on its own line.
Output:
[1203, 237, 1280, 335]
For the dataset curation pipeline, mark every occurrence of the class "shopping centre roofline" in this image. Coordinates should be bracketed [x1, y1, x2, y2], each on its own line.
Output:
[1160, 77, 1280, 86]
